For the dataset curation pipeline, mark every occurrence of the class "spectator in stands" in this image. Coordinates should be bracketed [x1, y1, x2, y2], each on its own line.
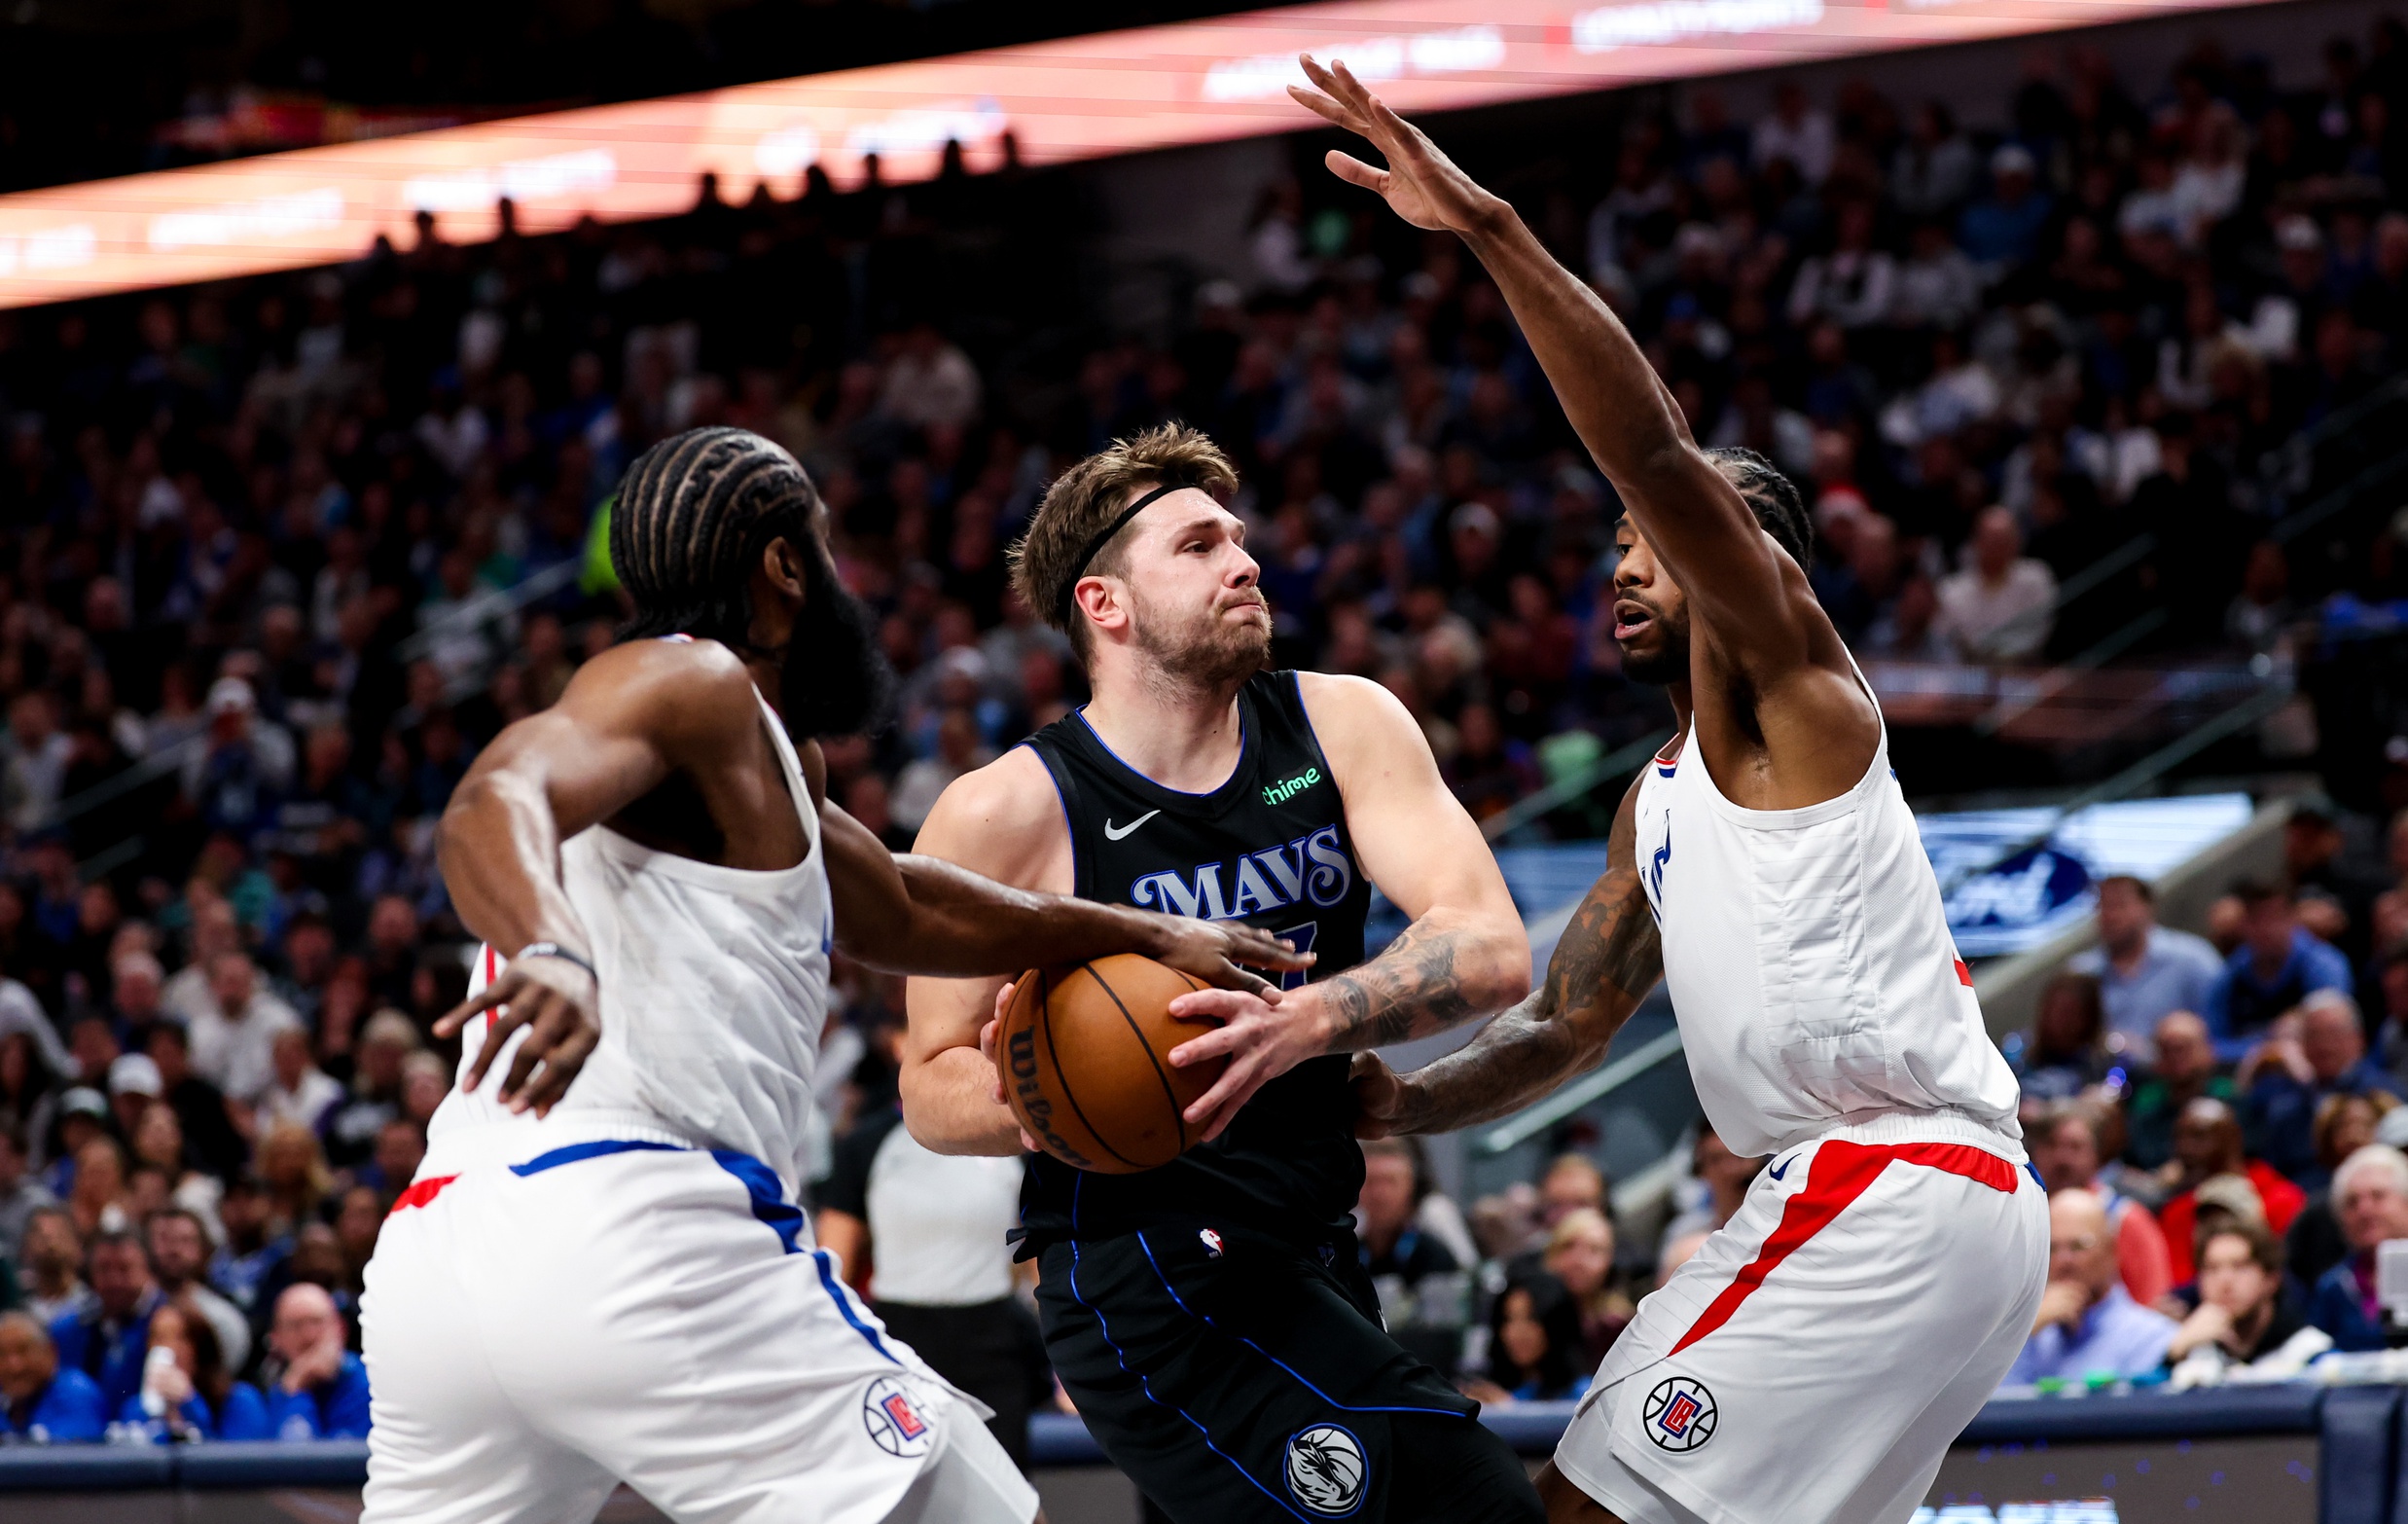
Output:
[146, 1209, 248, 1372]
[258, 1027, 342, 1135]
[64, 1137, 132, 1242]
[2157, 1098, 2306, 1284]
[2286, 1092, 2395, 1288]
[1542, 1207, 1633, 1366]
[19, 1208, 90, 1326]
[129, 1103, 221, 1238]
[207, 1175, 291, 1330]
[2165, 1221, 2331, 1387]
[1538, 1153, 1609, 1231]
[118, 1300, 270, 1442]
[1353, 1139, 1471, 1373]
[2068, 876, 2223, 1057]
[2125, 1011, 2235, 1173]
[263, 1283, 371, 1439]
[2031, 1102, 2172, 1305]
[0, 1127, 54, 1264]
[0, 1311, 106, 1442]
[2244, 992, 2401, 1182]
[1665, 1128, 1764, 1242]
[2015, 972, 2115, 1104]
[2309, 1143, 2408, 1352]
[146, 1022, 245, 1181]
[190, 952, 304, 1107]
[2208, 883, 2352, 1047]
[49, 1228, 159, 1413]
[1933, 506, 2056, 663]
[2007, 1189, 2179, 1384]
[1462, 1274, 1592, 1405]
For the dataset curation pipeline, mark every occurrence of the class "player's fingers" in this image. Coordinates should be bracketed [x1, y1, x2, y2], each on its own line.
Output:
[1194, 1067, 1268, 1141]
[458, 999, 531, 1092]
[433, 977, 510, 1040]
[1225, 927, 1313, 968]
[1166, 1025, 1240, 1068]
[991, 980, 1017, 1023]
[1325, 151, 1390, 193]
[1181, 1057, 1257, 1129]
[1285, 83, 1352, 128]
[524, 1016, 598, 1117]
[494, 994, 561, 1108]
[1168, 987, 1262, 1022]
[1199, 961, 1276, 999]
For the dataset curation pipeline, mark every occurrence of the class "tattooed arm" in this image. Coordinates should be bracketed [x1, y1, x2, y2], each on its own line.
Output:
[1165, 672, 1531, 1142]
[1356, 777, 1661, 1138]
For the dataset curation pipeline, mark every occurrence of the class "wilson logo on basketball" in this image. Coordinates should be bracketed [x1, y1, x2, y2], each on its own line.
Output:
[1006, 1026, 1095, 1170]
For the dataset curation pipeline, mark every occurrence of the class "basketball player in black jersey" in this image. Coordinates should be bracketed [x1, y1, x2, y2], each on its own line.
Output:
[904, 424, 1543, 1524]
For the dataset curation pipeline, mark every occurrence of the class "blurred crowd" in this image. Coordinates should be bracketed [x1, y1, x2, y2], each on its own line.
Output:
[8, 13, 2408, 1444]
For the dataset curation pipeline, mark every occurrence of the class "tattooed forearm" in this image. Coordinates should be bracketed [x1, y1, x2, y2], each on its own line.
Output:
[1386, 859, 1663, 1136]
[1313, 915, 1513, 1052]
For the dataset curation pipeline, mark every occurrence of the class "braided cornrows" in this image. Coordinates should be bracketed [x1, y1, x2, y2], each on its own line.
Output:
[612, 427, 818, 649]
[1706, 446, 1815, 571]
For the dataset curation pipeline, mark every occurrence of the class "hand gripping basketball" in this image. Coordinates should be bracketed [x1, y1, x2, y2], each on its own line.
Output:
[989, 955, 1232, 1174]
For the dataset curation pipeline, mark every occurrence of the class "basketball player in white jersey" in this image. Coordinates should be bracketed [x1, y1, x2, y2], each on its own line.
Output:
[1294, 60, 2048, 1524]
[359, 427, 1303, 1524]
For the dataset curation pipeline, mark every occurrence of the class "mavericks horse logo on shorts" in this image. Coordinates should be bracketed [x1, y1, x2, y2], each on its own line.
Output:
[1284, 1423, 1367, 1515]
[1641, 1376, 1717, 1453]
[861, 1376, 934, 1459]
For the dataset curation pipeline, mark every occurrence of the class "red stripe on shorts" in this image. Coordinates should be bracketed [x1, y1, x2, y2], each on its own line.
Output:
[485, 945, 500, 1036]
[388, 1175, 459, 1216]
[1667, 1140, 2020, 1357]
[1954, 958, 1974, 987]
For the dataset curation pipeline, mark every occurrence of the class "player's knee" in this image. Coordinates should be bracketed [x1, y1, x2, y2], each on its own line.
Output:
[1537, 1462, 1625, 1524]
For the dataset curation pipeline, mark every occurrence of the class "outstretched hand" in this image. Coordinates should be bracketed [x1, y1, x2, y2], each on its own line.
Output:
[1143, 914, 1314, 998]
[1288, 54, 1506, 236]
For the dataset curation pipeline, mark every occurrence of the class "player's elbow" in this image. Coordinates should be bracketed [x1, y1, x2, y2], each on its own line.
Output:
[1464, 920, 1533, 1014]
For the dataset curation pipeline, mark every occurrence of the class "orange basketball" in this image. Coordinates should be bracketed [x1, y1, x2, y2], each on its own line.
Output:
[996, 954, 1225, 1175]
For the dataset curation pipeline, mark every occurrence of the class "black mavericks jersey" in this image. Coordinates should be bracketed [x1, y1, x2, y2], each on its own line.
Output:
[1020, 670, 1372, 1251]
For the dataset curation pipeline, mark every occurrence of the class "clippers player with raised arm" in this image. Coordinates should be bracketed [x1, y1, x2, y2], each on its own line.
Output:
[360, 428, 1303, 1524]
[904, 423, 1545, 1524]
[1293, 59, 2047, 1524]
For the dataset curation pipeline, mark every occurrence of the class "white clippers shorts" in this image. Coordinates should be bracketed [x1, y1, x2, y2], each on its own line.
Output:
[360, 1133, 1039, 1524]
[1554, 1115, 2048, 1524]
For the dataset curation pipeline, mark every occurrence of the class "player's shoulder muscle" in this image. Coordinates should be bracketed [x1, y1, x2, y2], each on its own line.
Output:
[554, 635, 761, 759]
[1293, 671, 1436, 786]
[912, 744, 1065, 887]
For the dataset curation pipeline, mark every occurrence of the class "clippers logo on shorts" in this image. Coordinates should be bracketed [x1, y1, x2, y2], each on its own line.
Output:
[1641, 1376, 1717, 1453]
[860, 1376, 934, 1459]
[1284, 1424, 1367, 1516]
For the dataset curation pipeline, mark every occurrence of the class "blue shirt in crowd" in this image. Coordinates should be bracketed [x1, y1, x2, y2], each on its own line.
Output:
[2006, 1285, 2179, 1385]
[1, 1367, 108, 1442]
[49, 1289, 161, 1416]
[265, 1353, 373, 1439]
[2205, 929, 2353, 1052]
[114, 1383, 274, 1443]
[2067, 926, 2223, 1056]
[2310, 1255, 2391, 1353]
[2248, 1059, 2405, 1184]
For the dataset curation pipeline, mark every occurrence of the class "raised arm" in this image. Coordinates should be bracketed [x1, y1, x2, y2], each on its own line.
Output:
[1289, 57, 1812, 674]
[1357, 777, 1661, 1137]
[1166, 673, 1530, 1140]
[433, 638, 764, 1113]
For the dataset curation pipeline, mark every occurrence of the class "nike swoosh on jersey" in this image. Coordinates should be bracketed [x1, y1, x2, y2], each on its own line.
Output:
[1768, 1153, 1799, 1181]
[1103, 811, 1163, 841]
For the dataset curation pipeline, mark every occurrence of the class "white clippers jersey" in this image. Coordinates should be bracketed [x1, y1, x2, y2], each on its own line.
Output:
[1631, 680, 2020, 1159]
[426, 684, 835, 1198]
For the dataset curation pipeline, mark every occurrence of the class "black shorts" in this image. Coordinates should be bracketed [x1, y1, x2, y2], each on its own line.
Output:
[1035, 1220, 1543, 1524]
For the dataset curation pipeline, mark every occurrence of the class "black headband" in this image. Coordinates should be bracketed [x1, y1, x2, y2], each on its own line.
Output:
[1058, 482, 1186, 624]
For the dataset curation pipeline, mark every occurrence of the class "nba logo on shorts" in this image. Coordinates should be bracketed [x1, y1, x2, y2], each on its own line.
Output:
[861, 1376, 934, 1459]
[1199, 1229, 1224, 1257]
[1641, 1376, 1717, 1453]
[1284, 1423, 1367, 1515]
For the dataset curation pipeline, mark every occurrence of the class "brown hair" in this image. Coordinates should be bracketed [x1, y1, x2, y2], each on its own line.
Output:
[1008, 423, 1238, 657]
[2196, 1216, 2282, 1276]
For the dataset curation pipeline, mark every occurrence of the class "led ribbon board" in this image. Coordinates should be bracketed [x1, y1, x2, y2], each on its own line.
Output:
[0, 0, 2270, 308]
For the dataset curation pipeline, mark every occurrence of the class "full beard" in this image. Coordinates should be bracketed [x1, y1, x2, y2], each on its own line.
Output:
[780, 543, 896, 739]
[1135, 594, 1273, 694]
[1617, 626, 1691, 687]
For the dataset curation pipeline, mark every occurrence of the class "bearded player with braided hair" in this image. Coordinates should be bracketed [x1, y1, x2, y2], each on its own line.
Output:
[359, 426, 1302, 1524]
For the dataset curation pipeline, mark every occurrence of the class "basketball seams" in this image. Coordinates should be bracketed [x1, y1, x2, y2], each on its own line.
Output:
[1041, 964, 1147, 1171]
[1078, 961, 1194, 1157]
